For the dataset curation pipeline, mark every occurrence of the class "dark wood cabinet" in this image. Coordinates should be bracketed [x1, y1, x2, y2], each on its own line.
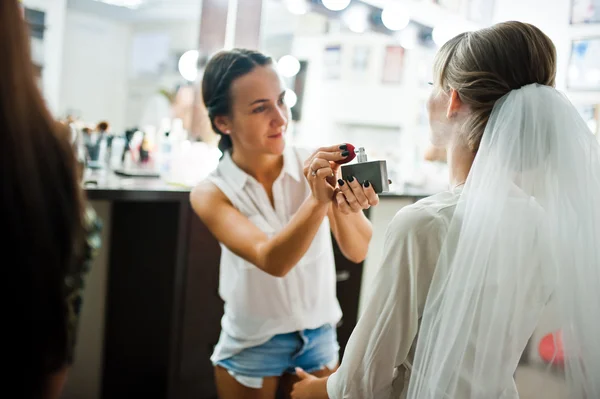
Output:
[176, 209, 224, 399]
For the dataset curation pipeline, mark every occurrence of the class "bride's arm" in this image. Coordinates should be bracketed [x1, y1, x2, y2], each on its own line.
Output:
[325, 207, 445, 398]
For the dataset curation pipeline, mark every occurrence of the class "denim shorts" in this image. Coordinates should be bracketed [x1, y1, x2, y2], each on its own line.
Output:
[216, 324, 339, 389]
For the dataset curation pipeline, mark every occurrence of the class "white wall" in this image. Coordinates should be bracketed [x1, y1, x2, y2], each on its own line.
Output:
[59, 10, 131, 131]
[125, 20, 200, 129]
[58, 9, 199, 133]
[24, 0, 67, 116]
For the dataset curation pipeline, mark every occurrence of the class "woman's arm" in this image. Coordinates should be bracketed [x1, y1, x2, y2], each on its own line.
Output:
[191, 145, 350, 277]
[190, 183, 329, 278]
[328, 207, 372, 263]
[292, 206, 446, 399]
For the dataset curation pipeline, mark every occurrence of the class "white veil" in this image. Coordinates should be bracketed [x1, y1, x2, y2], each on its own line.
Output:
[406, 84, 600, 398]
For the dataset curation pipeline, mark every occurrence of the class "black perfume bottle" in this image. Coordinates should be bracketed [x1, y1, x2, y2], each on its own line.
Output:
[340, 147, 390, 193]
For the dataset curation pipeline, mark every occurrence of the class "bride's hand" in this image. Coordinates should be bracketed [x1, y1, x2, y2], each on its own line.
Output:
[291, 368, 329, 399]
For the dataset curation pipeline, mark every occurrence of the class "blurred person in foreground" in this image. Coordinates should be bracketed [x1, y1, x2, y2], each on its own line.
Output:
[2, 1, 101, 398]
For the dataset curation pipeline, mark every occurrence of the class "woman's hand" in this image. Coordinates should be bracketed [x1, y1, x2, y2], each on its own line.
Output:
[291, 368, 329, 399]
[334, 176, 379, 214]
[303, 145, 351, 204]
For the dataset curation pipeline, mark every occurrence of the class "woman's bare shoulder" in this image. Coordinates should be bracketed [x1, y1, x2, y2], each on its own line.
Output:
[189, 179, 230, 216]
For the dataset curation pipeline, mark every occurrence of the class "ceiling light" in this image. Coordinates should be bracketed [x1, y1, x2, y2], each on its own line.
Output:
[343, 4, 369, 33]
[397, 25, 417, 49]
[381, 4, 410, 31]
[92, 0, 145, 9]
[285, 0, 310, 15]
[179, 50, 199, 82]
[278, 55, 301, 77]
[285, 89, 298, 108]
[322, 0, 351, 12]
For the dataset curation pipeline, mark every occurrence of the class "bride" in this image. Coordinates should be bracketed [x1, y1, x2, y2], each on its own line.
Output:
[291, 21, 600, 399]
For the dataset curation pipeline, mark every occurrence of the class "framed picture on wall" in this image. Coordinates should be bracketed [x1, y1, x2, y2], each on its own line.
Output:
[570, 0, 600, 24]
[352, 45, 370, 72]
[381, 45, 405, 84]
[350, 45, 370, 81]
[567, 37, 600, 90]
[323, 45, 342, 80]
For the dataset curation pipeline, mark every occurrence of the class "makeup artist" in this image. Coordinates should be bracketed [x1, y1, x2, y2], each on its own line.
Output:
[190, 48, 378, 399]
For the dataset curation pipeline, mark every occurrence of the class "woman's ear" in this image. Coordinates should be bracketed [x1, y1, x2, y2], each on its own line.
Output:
[214, 115, 231, 135]
[446, 89, 463, 119]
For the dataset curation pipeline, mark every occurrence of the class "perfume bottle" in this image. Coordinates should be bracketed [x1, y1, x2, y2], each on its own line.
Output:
[340, 147, 390, 193]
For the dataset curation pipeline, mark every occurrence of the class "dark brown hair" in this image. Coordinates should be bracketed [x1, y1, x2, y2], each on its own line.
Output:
[1, 1, 85, 397]
[201, 48, 273, 154]
[434, 21, 557, 153]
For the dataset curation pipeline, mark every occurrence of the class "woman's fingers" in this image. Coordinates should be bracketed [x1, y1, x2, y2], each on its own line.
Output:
[335, 177, 380, 212]
[335, 190, 351, 214]
[346, 176, 369, 208]
[362, 181, 380, 206]
[337, 178, 364, 212]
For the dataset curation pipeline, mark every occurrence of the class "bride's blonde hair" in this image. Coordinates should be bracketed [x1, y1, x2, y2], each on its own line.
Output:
[433, 21, 557, 153]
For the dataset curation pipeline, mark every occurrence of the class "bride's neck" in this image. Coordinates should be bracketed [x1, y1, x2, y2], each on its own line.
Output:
[446, 138, 475, 188]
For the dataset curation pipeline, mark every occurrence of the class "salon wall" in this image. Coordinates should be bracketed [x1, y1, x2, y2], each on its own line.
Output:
[290, 29, 444, 190]
[59, 9, 131, 131]
[57, 6, 199, 133]
[268, 2, 482, 192]
[286, 0, 596, 192]
[124, 20, 200, 130]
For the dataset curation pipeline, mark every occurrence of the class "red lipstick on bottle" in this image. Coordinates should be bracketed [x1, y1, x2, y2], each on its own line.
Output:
[335, 143, 356, 165]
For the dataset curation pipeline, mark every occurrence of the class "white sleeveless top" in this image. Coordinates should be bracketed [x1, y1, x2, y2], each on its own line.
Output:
[208, 145, 342, 362]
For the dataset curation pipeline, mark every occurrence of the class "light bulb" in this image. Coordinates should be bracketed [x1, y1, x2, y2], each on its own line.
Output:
[343, 4, 369, 33]
[322, 0, 351, 12]
[93, 0, 144, 9]
[286, 0, 309, 15]
[397, 25, 417, 49]
[381, 4, 410, 31]
[278, 55, 301, 78]
[178, 50, 199, 82]
[285, 89, 298, 108]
